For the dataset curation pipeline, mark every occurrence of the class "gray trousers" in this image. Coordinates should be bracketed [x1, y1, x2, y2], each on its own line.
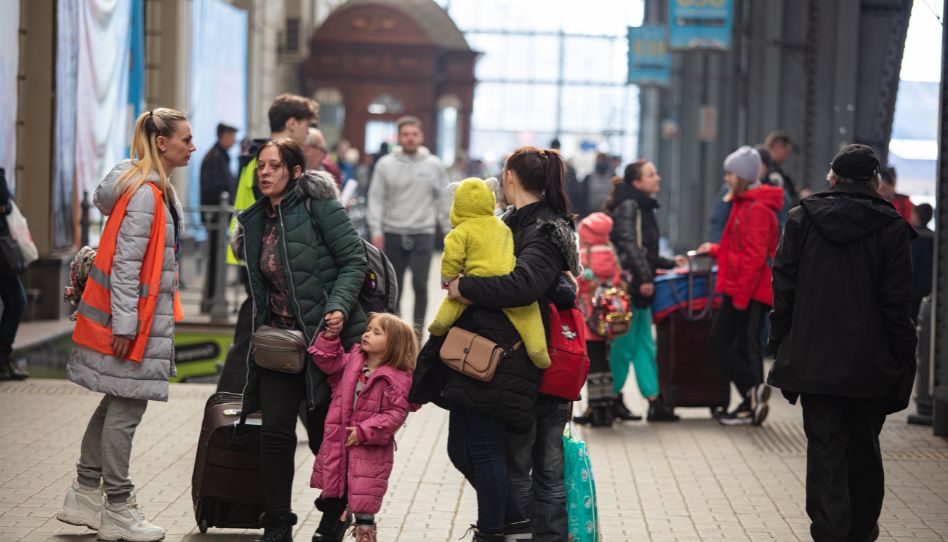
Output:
[384, 232, 434, 331]
[76, 394, 148, 499]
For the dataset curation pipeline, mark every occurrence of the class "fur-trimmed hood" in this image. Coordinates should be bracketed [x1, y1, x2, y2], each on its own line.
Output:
[538, 216, 582, 277]
[296, 169, 341, 201]
[503, 201, 582, 277]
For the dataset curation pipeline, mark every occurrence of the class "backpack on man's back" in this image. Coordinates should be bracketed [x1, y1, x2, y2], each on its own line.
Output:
[359, 241, 398, 314]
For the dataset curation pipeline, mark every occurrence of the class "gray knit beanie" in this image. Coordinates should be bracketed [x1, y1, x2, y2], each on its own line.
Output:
[723, 146, 762, 182]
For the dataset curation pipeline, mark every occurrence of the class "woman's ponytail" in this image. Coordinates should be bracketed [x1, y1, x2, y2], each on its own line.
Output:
[604, 159, 648, 210]
[505, 146, 573, 218]
[118, 108, 187, 202]
[540, 149, 571, 217]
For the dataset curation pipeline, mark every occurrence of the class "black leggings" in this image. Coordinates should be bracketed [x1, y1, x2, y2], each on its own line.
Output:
[258, 368, 329, 513]
[709, 295, 767, 399]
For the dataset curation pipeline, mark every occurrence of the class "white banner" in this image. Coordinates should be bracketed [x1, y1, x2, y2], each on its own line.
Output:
[75, 0, 133, 194]
[0, 2, 20, 191]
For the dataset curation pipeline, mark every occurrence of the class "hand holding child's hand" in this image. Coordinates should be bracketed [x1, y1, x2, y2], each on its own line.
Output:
[324, 311, 344, 337]
[345, 426, 360, 447]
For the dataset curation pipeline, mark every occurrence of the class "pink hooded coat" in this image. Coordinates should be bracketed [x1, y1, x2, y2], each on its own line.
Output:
[307, 333, 414, 514]
[577, 212, 623, 341]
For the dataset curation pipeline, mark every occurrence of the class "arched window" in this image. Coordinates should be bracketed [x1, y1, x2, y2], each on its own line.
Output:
[438, 94, 462, 166]
[367, 94, 405, 115]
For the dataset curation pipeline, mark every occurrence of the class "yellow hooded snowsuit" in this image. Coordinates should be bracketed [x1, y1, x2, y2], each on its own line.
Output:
[429, 178, 550, 368]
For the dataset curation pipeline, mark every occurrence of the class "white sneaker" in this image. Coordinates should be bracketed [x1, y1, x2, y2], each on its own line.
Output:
[97, 494, 165, 541]
[56, 479, 103, 530]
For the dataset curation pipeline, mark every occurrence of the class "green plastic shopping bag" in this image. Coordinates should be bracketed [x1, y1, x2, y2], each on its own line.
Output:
[564, 423, 600, 541]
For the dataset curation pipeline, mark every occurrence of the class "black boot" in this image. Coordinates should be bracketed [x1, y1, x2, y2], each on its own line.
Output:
[647, 398, 680, 422]
[503, 519, 532, 541]
[254, 511, 297, 542]
[0, 350, 27, 381]
[312, 511, 349, 542]
[612, 394, 642, 421]
[573, 406, 593, 425]
[590, 404, 614, 427]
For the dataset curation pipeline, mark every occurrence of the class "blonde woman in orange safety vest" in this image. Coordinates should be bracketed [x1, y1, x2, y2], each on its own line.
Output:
[56, 108, 193, 542]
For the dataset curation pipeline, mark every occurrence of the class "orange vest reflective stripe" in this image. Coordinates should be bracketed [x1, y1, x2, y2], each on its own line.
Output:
[73, 183, 184, 362]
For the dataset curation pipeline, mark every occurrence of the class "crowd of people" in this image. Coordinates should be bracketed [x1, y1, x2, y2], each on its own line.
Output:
[24, 88, 929, 542]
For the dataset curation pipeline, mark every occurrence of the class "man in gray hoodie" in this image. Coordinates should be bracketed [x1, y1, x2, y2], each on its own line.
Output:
[368, 116, 450, 331]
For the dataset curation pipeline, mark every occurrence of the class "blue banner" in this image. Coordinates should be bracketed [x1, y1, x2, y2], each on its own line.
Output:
[668, 0, 732, 51]
[127, 0, 145, 157]
[627, 25, 670, 87]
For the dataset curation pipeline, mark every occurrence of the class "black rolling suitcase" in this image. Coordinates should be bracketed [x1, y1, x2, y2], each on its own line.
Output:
[191, 392, 266, 533]
[654, 254, 730, 415]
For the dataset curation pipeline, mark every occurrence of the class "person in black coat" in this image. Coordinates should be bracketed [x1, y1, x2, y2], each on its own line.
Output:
[199, 122, 237, 313]
[0, 167, 28, 380]
[598, 161, 683, 423]
[412, 147, 581, 541]
[910, 203, 934, 323]
[767, 144, 917, 542]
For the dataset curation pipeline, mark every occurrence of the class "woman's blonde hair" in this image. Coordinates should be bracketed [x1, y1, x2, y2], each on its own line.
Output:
[724, 176, 752, 203]
[117, 108, 188, 201]
[367, 313, 418, 372]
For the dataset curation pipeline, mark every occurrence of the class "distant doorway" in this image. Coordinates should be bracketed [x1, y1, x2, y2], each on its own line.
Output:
[365, 120, 397, 156]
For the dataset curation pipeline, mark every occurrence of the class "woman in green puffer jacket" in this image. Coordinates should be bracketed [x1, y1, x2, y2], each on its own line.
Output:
[231, 138, 367, 542]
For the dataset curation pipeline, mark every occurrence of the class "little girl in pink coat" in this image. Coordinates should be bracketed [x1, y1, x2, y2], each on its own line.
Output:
[307, 312, 418, 541]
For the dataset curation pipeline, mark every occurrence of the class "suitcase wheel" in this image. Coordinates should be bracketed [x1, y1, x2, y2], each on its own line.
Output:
[199, 519, 208, 534]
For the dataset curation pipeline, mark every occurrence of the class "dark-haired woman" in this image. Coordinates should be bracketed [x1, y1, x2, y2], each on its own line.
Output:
[416, 147, 581, 541]
[601, 160, 684, 423]
[232, 138, 367, 542]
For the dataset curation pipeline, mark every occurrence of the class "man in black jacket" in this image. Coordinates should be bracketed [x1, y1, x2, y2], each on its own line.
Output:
[767, 144, 917, 542]
[199, 122, 237, 313]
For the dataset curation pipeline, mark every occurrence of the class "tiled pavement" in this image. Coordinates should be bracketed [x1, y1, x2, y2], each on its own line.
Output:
[1, 378, 946, 542]
[4, 257, 948, 541]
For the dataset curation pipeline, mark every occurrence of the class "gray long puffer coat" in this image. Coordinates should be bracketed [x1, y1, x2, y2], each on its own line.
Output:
[68, 160, 182, 402]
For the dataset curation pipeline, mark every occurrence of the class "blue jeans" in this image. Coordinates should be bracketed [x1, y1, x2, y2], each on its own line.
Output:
[447, 405, 524, 534]
[0, 273, 26, 355]
[507, 396, 570, 541]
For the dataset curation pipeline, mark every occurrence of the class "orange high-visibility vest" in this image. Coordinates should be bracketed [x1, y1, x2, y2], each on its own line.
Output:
[72, 182, 183, 362]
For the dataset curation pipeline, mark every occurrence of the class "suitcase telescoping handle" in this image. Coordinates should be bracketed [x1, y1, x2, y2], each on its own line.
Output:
[685, 251, 715, 321]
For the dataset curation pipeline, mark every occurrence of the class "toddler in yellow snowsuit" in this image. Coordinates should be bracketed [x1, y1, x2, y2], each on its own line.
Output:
[429, 178, 550, 368]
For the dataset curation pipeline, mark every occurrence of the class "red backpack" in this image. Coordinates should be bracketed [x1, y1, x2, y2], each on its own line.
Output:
[539, 303, 590, 400]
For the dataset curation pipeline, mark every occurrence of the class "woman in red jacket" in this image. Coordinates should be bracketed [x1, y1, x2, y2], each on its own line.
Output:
[697, 146, 783, 426]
